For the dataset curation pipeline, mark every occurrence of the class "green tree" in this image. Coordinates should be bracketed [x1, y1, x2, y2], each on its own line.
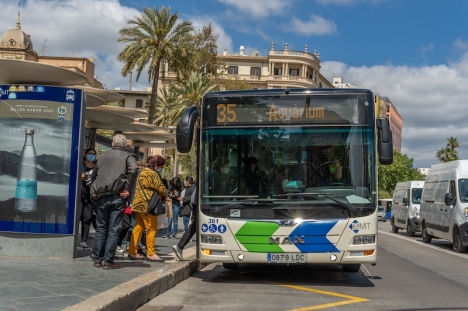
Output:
[117, 6, 193, 126]
[436, 137, 459, 162]
[378, 150, 426, 196]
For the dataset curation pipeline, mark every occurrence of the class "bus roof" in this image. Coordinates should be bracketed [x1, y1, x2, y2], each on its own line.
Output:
[203, 88, 374, 98]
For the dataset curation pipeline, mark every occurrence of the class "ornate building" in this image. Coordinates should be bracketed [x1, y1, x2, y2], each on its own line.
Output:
[0, 12, 102, 88]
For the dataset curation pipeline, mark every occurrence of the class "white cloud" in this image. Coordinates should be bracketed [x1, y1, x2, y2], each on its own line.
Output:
[217, 0, 292, 18]
[290, 15, 337, 36]
[321, 51, 468, 168]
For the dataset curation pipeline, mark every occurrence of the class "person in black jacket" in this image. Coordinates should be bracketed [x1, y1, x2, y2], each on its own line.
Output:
[172, 177, 196, 260]
[80, 148, 97, 251]
[90, 134, 138, 270]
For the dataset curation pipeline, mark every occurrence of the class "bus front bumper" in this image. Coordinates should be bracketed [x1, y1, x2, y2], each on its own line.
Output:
[198, 249, 377, 265]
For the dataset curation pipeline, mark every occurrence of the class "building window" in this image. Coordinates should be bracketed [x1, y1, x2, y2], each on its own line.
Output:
[136, 99, 143, 108]
[289, 69, 299, 76]
[274, 68, 282, 75]
[250, 67, 261, 76]
[228, 66, 238, 74]
[9, 40, 16, 46]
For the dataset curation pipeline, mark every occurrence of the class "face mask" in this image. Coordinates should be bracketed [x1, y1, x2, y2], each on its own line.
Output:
[86, 154, 96, 162]
[156, 168, 163, 173]
[183, 182, 187, 187]
[223, 167, 230, 174]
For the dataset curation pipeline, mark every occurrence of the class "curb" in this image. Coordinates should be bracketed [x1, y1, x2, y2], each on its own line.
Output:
[63, 258, 199, 311]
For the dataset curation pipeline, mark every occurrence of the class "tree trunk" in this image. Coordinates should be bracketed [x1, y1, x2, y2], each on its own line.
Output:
[144, 62, 161, 159]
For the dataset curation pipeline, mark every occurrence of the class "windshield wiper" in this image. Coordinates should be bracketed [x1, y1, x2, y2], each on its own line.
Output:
[277, 192, 357, 213]
[212, 198, 285, 212]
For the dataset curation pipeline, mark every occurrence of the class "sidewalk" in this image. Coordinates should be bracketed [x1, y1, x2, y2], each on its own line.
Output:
[0, 220, 198, 311]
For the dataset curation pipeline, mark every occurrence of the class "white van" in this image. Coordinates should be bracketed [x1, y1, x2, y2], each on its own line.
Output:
[420, 160, 468, 253]
[391, 180, 425, 236]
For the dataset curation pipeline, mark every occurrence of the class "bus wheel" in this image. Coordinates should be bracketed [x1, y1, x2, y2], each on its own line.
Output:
[422, 225, 432, 243]
[391, 218, 399, 233]
[342, 264, 361, 272]
[223, 263, 240, 270]
[453, 228, 467, 253]
[407, 221, 416, 237]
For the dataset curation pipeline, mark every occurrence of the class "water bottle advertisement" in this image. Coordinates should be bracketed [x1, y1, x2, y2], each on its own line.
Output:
[0, 85, 84, 234]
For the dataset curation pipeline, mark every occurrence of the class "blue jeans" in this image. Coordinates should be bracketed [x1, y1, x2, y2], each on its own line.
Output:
[167, 203, 179, 236]
[182, 215, 190, 231]
[94, 194, 125, 264]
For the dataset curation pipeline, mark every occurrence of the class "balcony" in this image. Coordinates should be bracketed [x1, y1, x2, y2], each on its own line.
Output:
[269, 50, 319, 63]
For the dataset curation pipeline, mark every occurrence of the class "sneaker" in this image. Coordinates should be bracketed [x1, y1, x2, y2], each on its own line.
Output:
[172, 245, 183, 260]
[93, 260, 102, 268]
[168, 235, 173, 239]
[81, 242, 91, 251]
[116, 246, 124, 254]
[172, 235, 176, 239]
[123, 251, 129, 257]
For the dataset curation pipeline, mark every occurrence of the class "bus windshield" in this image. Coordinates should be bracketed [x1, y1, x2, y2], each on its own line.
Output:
[200, 126, 376, 220]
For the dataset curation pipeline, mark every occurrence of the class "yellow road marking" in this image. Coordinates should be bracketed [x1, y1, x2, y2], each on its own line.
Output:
[269, 282, 368, 311]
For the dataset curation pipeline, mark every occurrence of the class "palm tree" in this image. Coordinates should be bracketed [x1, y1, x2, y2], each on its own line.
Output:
[117, 6, 193, 125]
[167, 71, 217, 122]
[448, 137, 460, 150]
[151, 85, 178, 127]
[436, 137, 460, 162]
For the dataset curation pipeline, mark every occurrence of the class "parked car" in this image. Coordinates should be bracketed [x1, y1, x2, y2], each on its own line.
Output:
[377, 206, 386, 222]
[391, 180, 424, 236]
[420, 160, 468, 253]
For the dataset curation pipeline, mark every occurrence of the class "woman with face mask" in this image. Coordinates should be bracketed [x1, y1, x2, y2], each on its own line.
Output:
[80, 148, 97, 251]
[128, 155, 167, 262]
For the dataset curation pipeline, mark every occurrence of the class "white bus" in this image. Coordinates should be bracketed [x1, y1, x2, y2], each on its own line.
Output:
[176, 88, 393, 272]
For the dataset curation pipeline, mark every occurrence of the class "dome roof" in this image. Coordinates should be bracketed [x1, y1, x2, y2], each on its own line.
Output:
[1, 27, 34, 51]
[1, 13, 33, 51]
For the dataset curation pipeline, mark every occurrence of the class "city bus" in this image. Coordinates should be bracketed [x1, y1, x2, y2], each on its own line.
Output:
[176, 88, 393, 272]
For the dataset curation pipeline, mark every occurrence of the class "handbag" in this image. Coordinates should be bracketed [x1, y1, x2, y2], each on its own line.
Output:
[137, 178, 166, 216]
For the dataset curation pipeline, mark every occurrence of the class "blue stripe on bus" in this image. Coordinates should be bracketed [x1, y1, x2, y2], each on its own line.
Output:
[289, 221, 340, 253]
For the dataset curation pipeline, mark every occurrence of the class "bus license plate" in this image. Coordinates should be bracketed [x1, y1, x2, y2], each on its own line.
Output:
[267, 253, 306, 264]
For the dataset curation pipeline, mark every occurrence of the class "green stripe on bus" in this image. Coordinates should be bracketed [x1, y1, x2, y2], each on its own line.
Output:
[235, 222, 283, 253]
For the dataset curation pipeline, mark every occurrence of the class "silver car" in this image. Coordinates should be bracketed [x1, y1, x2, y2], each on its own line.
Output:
[377, 206, 386, 222]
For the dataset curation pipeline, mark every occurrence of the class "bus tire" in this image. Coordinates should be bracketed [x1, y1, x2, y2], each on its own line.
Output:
[422, 225, 432, 243]
[407, 221, 416, 237]
[223, 263, 239, 270]
[391, 218, 399, 233]
[342, 264, 361, 272]
[453, 228, 466, 253]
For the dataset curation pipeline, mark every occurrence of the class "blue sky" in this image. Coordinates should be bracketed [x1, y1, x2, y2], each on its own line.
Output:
[1, 0, 468, 169]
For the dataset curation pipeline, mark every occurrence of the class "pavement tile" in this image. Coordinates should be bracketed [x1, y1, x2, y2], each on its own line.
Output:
[0, 221, 196, 311]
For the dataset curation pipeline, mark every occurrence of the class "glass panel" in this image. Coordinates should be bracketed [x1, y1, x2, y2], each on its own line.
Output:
[411, 188, 423, 204]
[200, 126, 375, 220]
[459, 179, 468, 202]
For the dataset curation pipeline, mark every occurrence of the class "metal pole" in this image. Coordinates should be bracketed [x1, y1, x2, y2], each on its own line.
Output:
[173, 149, 178, 177]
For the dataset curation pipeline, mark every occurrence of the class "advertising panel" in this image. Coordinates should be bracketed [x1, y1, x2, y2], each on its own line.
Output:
[0, 85, 84, 234]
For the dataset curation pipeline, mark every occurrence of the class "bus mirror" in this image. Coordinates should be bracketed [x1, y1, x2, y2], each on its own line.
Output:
[444, 192, 455, 206]
[376, 118, 393, 165]
[176, 106, 199, 153]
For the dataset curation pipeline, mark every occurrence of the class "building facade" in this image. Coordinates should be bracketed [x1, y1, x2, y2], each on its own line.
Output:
[159, 43, 334, 90]
[0, 14, 102, 88]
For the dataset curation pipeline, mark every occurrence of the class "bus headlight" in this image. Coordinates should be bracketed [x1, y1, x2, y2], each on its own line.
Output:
[201, 235, 223, 244]
[353, 235, 375, 245]
[415, 212, 420, 219]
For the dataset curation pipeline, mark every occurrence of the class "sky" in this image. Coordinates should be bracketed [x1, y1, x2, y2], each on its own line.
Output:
[1, 0, 468, 169]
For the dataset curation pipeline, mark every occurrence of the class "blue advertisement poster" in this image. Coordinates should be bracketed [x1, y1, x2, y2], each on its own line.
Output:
[0, 85, 84, 234]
